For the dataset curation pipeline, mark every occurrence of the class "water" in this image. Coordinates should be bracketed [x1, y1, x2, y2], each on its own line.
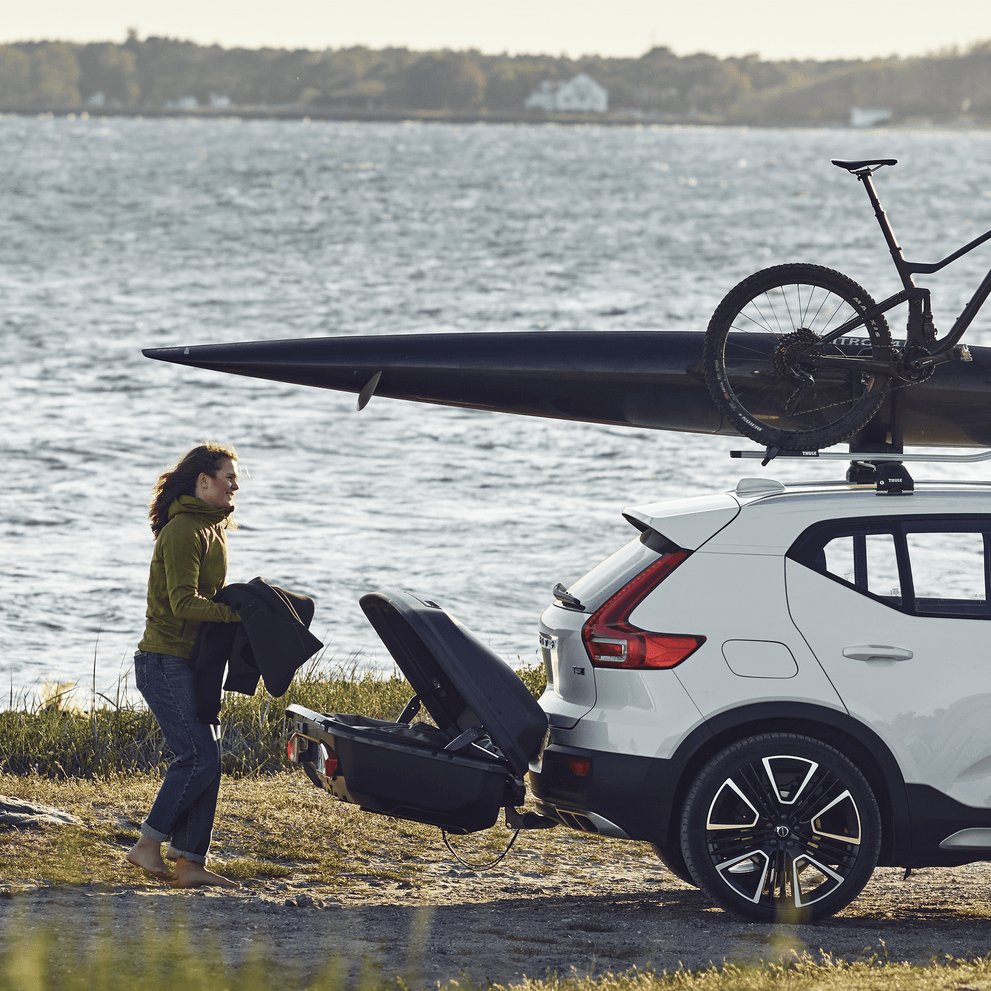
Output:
[3, 115, 991, 700]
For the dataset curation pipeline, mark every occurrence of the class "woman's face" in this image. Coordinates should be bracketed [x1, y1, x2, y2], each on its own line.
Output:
[196, 458, 239, 510]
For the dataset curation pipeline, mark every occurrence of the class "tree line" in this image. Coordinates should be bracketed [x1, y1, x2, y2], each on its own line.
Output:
[1, 33, 989, 123]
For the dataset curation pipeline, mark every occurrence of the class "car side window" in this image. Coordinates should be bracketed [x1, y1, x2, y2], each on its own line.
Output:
[821, 533, 902, 605]
[791, 518, 991, 619]
[906, 532, 988, 615]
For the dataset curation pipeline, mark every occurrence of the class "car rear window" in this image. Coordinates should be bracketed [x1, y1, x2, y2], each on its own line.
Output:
[564, 530, 681, 613]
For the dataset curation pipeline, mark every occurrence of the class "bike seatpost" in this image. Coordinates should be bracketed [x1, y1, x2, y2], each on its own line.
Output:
[857, 170, 915, 291]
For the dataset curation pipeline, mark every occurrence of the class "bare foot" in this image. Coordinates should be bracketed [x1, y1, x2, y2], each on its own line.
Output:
[171, 856, 239, 889]
[125, 838, 176, 881]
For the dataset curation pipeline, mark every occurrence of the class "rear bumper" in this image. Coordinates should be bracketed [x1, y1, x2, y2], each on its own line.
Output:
[528, 743, 685, 846]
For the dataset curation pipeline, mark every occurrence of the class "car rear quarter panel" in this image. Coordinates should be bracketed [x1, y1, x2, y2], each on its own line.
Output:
[628, 548, 846, 726]
[548, 667, 708, 759]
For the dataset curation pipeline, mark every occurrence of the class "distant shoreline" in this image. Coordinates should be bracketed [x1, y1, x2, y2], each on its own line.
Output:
[6, 106, 990, 129]
[2, 105, 729, 126]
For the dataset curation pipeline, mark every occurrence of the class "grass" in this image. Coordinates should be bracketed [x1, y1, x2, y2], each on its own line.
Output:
[0, 659, 549, 890]
[0, 659, 548, 779]
[1, 766, 614, 892]
[4, 925, 991, 991]
[491, 957, 991, 991]
[0, 769, 449, 889]
[2, 663, 989, 990]
[0, 917, 349, 991]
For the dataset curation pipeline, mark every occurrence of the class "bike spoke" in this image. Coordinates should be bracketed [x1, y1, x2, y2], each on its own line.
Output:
[717, 282, 880, 427]
[704, 264, 893, 449]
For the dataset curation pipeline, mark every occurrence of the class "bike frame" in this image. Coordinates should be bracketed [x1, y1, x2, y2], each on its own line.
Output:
[809, 166, 991, 366]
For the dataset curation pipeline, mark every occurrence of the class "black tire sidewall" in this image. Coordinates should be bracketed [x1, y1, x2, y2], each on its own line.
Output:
[680, 732, 881, 923]
[650, 842, 698, 887]
[702, 264, 892, 451]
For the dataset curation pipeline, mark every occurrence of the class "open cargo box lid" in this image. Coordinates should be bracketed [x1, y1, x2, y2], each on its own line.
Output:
[359, 589, 548, 778]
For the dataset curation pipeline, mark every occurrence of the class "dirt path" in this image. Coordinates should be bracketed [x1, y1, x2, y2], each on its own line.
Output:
[4, 838, 991, 987]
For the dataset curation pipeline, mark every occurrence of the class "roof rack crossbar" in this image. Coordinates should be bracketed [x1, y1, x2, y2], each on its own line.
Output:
[730, 448, 991, 465]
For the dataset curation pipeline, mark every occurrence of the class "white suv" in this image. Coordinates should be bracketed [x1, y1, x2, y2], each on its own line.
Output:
[529, 472, 991, 922]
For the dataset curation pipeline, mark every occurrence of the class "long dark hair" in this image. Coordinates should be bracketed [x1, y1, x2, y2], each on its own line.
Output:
[148, 442, 239, 536]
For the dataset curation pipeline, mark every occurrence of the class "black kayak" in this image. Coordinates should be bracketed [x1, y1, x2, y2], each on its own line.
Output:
[143, 330, 991, 449]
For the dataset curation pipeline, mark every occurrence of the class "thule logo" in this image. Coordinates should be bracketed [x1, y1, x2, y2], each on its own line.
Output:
[573, 666, 586, 676]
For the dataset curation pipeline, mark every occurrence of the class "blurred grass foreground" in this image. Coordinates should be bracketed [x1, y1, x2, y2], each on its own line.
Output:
[6, 921, 991, 991]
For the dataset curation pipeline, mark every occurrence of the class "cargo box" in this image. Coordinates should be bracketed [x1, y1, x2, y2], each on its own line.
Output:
[285, 589, 549, 833]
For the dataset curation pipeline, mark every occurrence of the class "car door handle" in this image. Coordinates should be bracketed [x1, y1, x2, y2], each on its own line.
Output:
[842, 645, 914, 662]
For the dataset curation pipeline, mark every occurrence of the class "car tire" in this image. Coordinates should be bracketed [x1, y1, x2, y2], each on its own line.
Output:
[680, 733, 881, 923]
[650, 842, 697, 887]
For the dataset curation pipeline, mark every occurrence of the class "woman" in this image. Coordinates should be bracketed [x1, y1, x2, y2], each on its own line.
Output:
[126, 442, 243, 888]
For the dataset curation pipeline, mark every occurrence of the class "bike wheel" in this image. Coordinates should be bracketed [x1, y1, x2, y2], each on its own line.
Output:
[703, 264, 893, 450]
[680, 734, 881, 923]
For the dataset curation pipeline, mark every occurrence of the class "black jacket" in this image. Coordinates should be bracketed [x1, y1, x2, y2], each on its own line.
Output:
[190, 577, 323, 723]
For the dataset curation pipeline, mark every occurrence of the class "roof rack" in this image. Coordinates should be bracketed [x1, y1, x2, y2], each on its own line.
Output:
[730, 448, 991, 465]
[730, 447, 991, 495]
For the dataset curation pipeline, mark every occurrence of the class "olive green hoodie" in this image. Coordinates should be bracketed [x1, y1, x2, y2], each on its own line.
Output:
[138, 495, 241, 660]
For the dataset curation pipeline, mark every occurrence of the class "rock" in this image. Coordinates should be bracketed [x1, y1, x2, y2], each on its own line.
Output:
[0, 796, 81, 830]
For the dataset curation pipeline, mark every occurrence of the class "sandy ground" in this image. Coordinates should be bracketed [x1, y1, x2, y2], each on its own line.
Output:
[4, 832, 991, 988]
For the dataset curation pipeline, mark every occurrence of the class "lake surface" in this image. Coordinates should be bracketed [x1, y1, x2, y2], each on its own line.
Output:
[3, 115, 991, 702]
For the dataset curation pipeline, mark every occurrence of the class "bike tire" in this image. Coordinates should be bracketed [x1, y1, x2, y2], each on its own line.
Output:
[703, 264, 893, 451]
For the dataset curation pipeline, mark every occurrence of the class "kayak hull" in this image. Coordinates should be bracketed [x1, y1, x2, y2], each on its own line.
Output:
[143, 331, 991, 449]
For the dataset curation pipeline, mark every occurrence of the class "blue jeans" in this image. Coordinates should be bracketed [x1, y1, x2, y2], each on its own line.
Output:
[134, 650, 222, 865]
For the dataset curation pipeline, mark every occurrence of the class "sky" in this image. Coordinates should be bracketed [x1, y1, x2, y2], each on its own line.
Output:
[3, 0, 991, 63]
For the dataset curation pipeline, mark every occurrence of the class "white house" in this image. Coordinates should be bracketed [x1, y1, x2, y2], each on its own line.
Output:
[849, 107, 892, 127]
[525, 73, 608, 113]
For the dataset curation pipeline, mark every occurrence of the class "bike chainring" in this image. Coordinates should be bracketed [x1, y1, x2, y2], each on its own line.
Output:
[897, 340, 935, 385]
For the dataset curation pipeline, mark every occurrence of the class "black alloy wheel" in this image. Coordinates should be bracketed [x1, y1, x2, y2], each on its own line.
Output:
[680, 733, 881, 923]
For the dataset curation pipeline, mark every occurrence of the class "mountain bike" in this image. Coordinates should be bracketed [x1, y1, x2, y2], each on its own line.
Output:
[702, 159, 991, 452]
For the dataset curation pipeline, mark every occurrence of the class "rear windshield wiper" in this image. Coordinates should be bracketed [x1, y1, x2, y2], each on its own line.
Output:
[552, 583, 585, 611]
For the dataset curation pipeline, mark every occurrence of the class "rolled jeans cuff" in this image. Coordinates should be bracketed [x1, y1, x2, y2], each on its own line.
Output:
[140, 824, 207, 865]
[140, 821, 170, 844]
[170, 847, 207, 865]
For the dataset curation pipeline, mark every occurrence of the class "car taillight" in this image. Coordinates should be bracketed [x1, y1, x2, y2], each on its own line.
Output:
[287, 733, 309, 763]
[582, 550, 704, 669]
[567, 757, 592, 776]
[315, 743, 339, 778]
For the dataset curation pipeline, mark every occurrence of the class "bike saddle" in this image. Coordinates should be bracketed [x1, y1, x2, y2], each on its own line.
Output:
[831, 158, 897, 171]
